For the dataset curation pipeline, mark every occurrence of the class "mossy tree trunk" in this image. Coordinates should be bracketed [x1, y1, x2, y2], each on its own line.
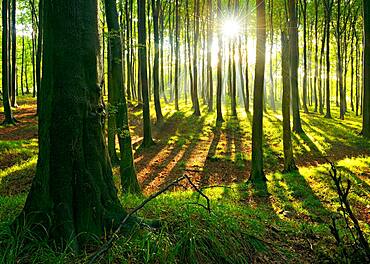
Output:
[138, 0, 155, 148]
[288, 0, 304, 133]
[152, 0, 164, 123]
[281, 32, 297, 173]
[251, 0, 266, 182]
[363, 0, 370, 138]
[216, 0, 224, 123]
[105, 0, 140, 193]
[14, 0, 128, 249]
[192, 0, 201, 116]
[1, 0, 15, 125]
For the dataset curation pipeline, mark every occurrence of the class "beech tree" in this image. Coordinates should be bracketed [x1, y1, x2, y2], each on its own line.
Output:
[138, 0, 155, 147]
[105, 0, 140, 193]
[363, 0, 370, 138]
[14, 0, 130, 249]
[281, 31, 297, 172]
[288, 0, 304, 133]
[251, 0, 266, 182]
[1, 0, 16, 125]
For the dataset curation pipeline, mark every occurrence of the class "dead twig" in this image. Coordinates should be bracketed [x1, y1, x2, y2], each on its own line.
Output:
[88, 174, 210, 264]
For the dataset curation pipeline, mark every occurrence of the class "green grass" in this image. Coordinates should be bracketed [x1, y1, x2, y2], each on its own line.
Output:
[1, 96, 370, 262]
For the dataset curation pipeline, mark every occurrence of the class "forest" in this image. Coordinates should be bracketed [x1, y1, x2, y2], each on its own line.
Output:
[0, 0, 370, 262]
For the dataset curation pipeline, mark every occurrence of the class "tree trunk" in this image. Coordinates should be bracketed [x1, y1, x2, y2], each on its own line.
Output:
[174, 0, 180, 110]
[324, 0, 332, 118]
[216, 0, 224, 122]
[138, 0, 155, 147]
[1, 0, 15, 125]
[21, 35, 25, 96]
[152, 0, 164, 122]
[35, 0, 43, 115]
[105, 0, 140, 193]
[10, 0, 17, 107]
[207, 0, 213, 112]
[268, 0, 275, 111]
[289, 0, 304, 133]
[192, 0, 201, 116]
[281, 32, 297, 172]
[362, 0, 370, 137]
[251, 0, 266, 182]
[14, 0, 129, 249]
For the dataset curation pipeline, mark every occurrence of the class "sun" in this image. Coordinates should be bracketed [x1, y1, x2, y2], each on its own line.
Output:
[221, 18, 241, 39]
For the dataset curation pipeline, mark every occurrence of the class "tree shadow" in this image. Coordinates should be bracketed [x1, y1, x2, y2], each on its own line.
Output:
[283, 171, 333, 223]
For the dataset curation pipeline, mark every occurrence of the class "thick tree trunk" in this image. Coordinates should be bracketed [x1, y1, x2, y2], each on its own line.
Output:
[362, 0, 370, 138]
[281, 32, 297, 172]
[302, 0, 309, 114]
[251, 0, 266, 182]
[14, 0, 129, 249]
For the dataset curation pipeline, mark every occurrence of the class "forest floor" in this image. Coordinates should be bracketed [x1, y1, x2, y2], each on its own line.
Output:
[1, 95, 370, 263]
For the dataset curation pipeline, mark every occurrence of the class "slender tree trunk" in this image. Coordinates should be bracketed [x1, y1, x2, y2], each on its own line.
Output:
[314, 0, 319, 112]
[35, 0, 43, 115]
[1, 0, 15, 125]
[289, 0, 304, 132]
[21, 35, 25, 96]
[105, 0, 140, 193]
[207, 0, 213, 112]
[138, 0, 155, 147]
[324, 0, 332, 118]
[301, 0, 309, 113]
[268, 0, 275, 111]
[192, 0, 201, 116]
[281, 32, 297, 172]
[174, 0, 180, 110]
[10, 0, 17, 107]
[216, 0, 224, 122]
[251, 0, 266, 182]
[337, 0, 345, 120]
[152, 0, 164, 122]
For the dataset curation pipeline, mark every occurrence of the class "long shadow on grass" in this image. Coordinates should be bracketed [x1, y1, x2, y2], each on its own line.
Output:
[200, 116, 250, 187]
[283, 171, 332, 223]
[155, 115, 208, 190]
[135, 111, 186, 175]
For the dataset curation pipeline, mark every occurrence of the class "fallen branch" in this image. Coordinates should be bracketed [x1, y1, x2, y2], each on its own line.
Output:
[88, 174, 210, 264]
[326, 159, 370, 261]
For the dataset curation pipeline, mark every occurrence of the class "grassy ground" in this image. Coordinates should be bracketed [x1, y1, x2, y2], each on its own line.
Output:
[1, 95, 370, 263]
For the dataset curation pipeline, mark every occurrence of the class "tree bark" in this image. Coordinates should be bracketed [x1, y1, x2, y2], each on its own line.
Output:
[288, 0, 304, 133]
[138, 0, 155, 147]
[251, 0, 266, 182]
[216, 0, 224, 122]
[105, 0, 140, 193]
[362, 0, 370, 138]
[152, 0, 164, 122]
[14, 0, 129, 249]
[281, 32, 297, 172]
[1, 0, 15, 125]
